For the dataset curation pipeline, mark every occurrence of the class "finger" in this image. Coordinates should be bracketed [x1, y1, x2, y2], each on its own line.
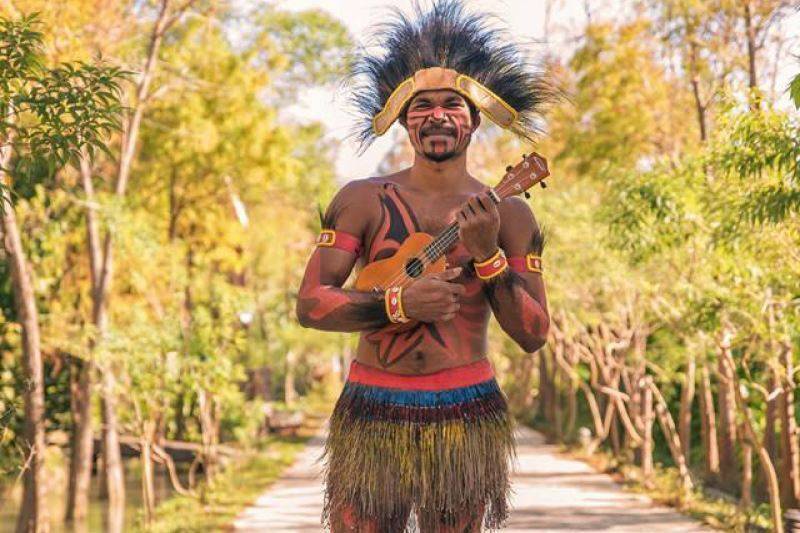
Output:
[440, 313, 456, 322]
[475, 194, 488, 212]
[486, 196, 499, 219]
[448, 283, 467, 296]
[430, 267, 462, 281]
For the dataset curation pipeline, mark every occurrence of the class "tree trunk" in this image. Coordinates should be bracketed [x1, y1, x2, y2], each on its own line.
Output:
[2, 157, 50, 533]
[765, 367, 780, 466]
[699, 361, 720, 478]
[678, 354, 696, 463]
[65, 155, 100, 522]
[688, 39, 708, 142]
[740, 437, 752, 510]
[284, 350, 297, 405]
[642, 382, 654, 486]
[65, 357, 93, 523]
[140, 421, 156, 525]
[743, 0, 760, 110]
[565, 370, 578, 440]
[765, 293, 779, 468]
[551, 343, 563, 441]
[197, 389, 219, 481]
[779, 342, 800, 507]
[101, 382, 125, 533]
[538, 348, 551, 425]
[78, 0, 184, 520]
[720, 343, 783, 533]
[717, 334, 738, 488]
[648, 378, 693, 494]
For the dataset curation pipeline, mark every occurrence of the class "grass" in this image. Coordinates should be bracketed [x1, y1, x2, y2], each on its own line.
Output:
[135, 435, 310, 533]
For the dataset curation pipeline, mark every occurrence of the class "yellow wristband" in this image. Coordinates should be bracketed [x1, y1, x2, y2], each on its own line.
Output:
[474, 249, 509, 281]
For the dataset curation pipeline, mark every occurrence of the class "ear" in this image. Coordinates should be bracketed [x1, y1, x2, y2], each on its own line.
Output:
[471, 111, 481, 132]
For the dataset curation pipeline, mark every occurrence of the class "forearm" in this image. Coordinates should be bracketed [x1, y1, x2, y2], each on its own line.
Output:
[483, 271, 549, 352]
[296, 284, 389, 332]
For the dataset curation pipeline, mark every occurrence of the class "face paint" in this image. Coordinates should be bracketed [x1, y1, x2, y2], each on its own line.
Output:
[404, 90, 475, 162]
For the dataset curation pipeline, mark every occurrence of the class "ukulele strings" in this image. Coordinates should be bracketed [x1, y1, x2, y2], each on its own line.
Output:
[377, 180, 521, 289]
[376, 179, 523, 289]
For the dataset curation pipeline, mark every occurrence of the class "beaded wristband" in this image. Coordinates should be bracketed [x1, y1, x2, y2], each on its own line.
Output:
[474, 249, 509, 281]
[384, 286, 409, 323]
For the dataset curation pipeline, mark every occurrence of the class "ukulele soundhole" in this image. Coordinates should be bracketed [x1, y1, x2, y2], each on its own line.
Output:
[405, 257, 424, 278]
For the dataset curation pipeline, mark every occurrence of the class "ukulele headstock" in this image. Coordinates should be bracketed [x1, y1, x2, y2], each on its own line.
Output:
[495, 153, 550, 201]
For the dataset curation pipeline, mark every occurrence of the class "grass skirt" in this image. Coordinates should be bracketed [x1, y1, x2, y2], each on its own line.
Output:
[322, 359, 515, 531]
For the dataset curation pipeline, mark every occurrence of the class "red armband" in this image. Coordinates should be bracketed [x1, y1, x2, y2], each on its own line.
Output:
[316, 229, 362, 256]
[508, 253, 543, 274]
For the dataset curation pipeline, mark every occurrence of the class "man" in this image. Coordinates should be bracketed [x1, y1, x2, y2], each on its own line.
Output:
[296, 1, 553, 531]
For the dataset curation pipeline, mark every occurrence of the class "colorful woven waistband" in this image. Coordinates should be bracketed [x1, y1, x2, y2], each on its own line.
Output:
[347, 358, 494, 391]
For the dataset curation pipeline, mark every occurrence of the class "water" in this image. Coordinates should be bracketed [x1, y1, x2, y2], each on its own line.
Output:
[0, 452, 181, 532]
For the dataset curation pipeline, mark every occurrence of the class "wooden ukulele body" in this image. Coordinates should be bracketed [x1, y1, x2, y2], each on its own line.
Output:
[354, 232, 448, 292]
[355, 232, 448, 333]
[352, 152, 550, 334]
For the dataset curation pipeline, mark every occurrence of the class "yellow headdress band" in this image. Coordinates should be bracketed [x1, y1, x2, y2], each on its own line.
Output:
[371, 67, 519, 136]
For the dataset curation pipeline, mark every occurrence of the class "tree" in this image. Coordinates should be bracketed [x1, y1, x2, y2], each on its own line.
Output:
[0, 14, 124, 532]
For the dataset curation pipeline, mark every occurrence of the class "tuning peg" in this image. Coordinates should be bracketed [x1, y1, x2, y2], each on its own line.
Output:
[540, 181, 547, 188]
[524, 191, 531, 199]
[506, 166, 513, 172]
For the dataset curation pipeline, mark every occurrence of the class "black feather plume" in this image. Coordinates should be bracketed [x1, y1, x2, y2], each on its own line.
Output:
[347, 0, 557, 150]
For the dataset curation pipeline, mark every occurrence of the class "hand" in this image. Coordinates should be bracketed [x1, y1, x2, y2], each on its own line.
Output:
[402, 267, 466, 322]
[457, 190, 500, 261]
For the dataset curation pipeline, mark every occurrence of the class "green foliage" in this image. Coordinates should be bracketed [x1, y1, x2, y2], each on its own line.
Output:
[254, 6, 352, 89]
[0, 14, 127, 190]
[790, 71, 800, 109]
[557, 19, 694, 178]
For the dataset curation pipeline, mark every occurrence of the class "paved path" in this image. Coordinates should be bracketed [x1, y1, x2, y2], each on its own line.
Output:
[233, 427, 710, 532]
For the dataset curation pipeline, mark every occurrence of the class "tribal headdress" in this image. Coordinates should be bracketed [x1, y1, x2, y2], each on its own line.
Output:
[348, 0, 555, 150]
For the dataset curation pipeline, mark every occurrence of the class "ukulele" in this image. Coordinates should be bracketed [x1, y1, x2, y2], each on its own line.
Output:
[354, 153, 550, 330]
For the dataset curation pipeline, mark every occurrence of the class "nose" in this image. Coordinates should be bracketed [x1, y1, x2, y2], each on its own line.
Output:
[431, 106, 446, 121]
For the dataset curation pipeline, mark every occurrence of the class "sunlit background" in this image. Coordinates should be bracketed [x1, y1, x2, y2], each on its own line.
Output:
[1, 1, 799, 532]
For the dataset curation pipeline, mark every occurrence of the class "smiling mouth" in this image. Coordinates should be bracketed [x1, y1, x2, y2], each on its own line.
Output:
[422, 130, 455, 139]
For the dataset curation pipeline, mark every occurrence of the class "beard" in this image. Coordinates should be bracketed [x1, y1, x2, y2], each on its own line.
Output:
[423, 146, 458, 162]
[419, 128, 471, 162]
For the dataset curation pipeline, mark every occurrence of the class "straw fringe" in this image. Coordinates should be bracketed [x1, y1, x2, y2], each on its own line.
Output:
[322, 379, 515, 531]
